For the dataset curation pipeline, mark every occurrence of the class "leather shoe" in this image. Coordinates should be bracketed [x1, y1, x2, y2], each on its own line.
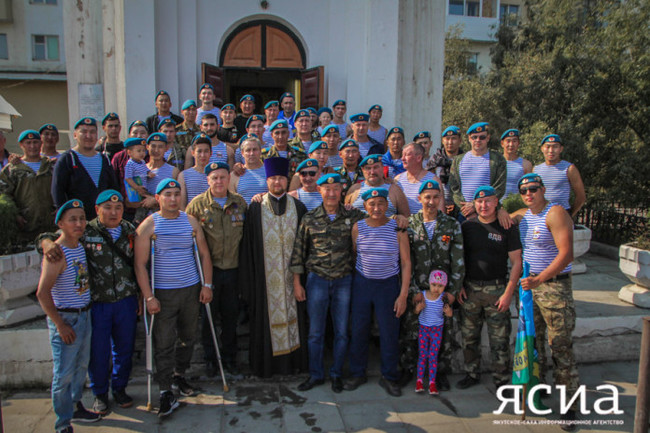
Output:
[297, 377, 324, 391]
[331, 377, 343, 393]
[456, 374, 480, 389]
[436, 373, 450, 391]
[343, 376, 367, 391]
[379, 376, 402, 397]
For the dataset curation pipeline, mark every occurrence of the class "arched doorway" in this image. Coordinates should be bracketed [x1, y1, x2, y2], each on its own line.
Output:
[202, 20, 323, 111]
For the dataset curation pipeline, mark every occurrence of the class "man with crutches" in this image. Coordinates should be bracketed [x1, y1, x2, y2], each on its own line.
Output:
[135, 178, 213, 417]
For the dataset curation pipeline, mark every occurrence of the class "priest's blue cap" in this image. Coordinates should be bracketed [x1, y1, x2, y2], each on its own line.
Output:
[332, 99, 346, 108]
[240, 94, 255, 102]
[318, 107, 332, 116]
[221, 103, 236, 111]
[414, 131, 431, 141]
[205, 161, 230, 175]
[361, 187, 388, 201]
[270, 119, 289, 131]
[96, 189, 123, 205]
[308, 141, 328, 154]
[387, 126, 404, 137]
[321, 124, 339, 136]
[124, 137, 147, 148]
[368, 104, 382, 112]
[279, 92, 294, 103]
[518, 173, 544, 187]
[246, 114, 264, 128]
[297, 158, 318, 172]
[199, 83, 214, 92]
[500, 129, 519, 140]
[265, 100, 279, 109]
[338, 139, 358, 151]
[467, 122, 489, 135]
[182, 99, 197, 110]
[295, 109, 310, 120]
[128, 120, 146, 131]
[442, 126, 460, 137]
[317, 173, 341, 185]
[419, 180, 440, 194]
[147, 132, 167, 144]
[157, 118, 176, 130]
[156, 178, 181, 194]
[18, 130, 40, 142]
[264, 157, 289, 178]
[74, 117, 97, 129]
[350, 113, 369, 123]
[473, 185, 496, 200]
[39, 124, 58, 134]
[55, 199, 84, 224]
[541, 134, 562, 145]
[102, 112, 119, 125]
[359, 154, 383, 168]
[192, 133, 212, 145]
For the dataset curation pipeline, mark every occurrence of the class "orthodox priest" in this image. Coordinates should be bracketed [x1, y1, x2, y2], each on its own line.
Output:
[240, 157, 309, 377]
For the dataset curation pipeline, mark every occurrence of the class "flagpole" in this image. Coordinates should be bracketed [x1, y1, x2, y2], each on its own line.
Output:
[522, 384, 527, 421]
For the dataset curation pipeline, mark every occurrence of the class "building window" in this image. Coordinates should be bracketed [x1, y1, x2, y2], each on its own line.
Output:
[467, 53, 479, 75]
[449, 0, 464, 15]
[500, 4, 520, 26]
[0, 34, 7, 59]
[449, 0, 496, 18]
[30, 0, 57, 4]
[32, 35, 59, 60]
[467, 1, 480, 16]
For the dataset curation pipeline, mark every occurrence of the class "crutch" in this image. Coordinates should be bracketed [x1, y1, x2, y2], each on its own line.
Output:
[144, 234, 156, 411]
[192, 232, 229, 392]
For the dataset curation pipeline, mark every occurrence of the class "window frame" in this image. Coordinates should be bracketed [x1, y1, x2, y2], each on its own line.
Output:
[32, 34, 59, 61]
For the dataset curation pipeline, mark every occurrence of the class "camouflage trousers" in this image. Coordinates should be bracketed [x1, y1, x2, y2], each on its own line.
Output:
[399, 291, 457, 375]
[459, 281, 511, 385]
[532, 276, 580, 396]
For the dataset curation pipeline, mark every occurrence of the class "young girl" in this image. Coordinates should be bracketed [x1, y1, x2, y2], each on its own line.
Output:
[413, 269, 453, 395]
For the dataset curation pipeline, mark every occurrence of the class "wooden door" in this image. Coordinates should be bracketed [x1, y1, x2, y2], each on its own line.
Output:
[201, 63, 225, 105]
[300, 66, 323, 108]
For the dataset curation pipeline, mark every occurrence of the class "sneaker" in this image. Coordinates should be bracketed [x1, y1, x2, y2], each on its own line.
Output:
[71, 402, 101, 423]
[415, 379, 424, 393]
[158, 390, 179, 418]
[58, 426, 74, 433]
[112, 389, 134, 408]
[456, 374, 480, 390]
[92, 393, 109, 415]
[429, 381, 439, 395]
[172, 375, 195, 396]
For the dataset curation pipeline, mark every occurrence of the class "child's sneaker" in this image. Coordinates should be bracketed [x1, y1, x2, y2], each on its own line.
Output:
[429, 381, 439, 395]
[415, 379, 424, 393]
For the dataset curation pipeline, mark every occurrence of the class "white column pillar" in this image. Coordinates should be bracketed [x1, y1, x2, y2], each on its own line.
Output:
[101, 0, 128, 138]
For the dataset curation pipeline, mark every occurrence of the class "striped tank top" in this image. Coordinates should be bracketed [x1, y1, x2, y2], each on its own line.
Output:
[74, 151, 103, 187]
[519, 202, 572, 274]
[147, 163, 175, 195]
[355, 218, 399, 279]
[297, 188, 323, 211]
[234, 147, 245, 165]
[184, 167, 208, 204]
[209, 142, 229, 165]
[358, 141, 372, 158]
[24, 161, 42, 173]
[397, 171, 434, 215]
[459, 151, 491, 201]
[334, 121, 348, 139]
[504, 157, 525, 199]
[262, 126, 274, 147]
[534, 160, 572, 210]
[152, 212, 200, 289]
[367, 126, 387, 144]
[51, 244, 91, 308]
[237, 166, 268, 204]
[419, 292, 444, 327]
[325, 154, 343, 169]
[352, 183, 396, 217]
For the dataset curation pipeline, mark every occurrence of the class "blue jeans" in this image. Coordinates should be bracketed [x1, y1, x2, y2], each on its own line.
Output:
[306, 272, 352, 380]
[47, 310, 92, 432]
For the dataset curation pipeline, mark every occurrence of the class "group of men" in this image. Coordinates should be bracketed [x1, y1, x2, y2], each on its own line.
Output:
[0, 87, 587, 433]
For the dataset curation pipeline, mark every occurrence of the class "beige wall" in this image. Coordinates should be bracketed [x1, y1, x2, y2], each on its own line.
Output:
[0, 80, 69, 153]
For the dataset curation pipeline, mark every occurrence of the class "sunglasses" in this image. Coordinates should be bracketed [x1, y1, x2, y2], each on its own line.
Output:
[519, 186, 541, 195]
[300, 170, 318, 177]
[470, 134, 488, 141]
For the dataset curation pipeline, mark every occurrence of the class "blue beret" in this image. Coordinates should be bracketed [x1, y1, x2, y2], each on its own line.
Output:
[541, 134, 562, 145]
[361, 187, 388, 201]
[182, 99, 197, 110]
[306, 107, 317, 115]
[473, 185, 496, 200]
[279, 92, 294, 103]
[39, 124, 58, 134]
[321, 124, 339, 136]
[297, 158, 319, 172]
[192, 133, 212, 146]
[316, 173, 342, 186]
[350, 113, 369, 123]
[158, 118, 176, 130]
[221, 103, 236, 111]
[359, 154, 383, 168]
[246, 114, 264, 128]
[18, 130, 40, 142]
[155, 90, 169, 100]
[368, 104, 383, 112]
[518, 173, 544, 188]
[239, 133, 259, 144]
[240, 94, 255, 103]
[418, 180, 440, 194]
[199, 83, 214, 92]
[55, 199, 84, 224]
[124, 137, 147, 148]
[96, 189, 123, 205]
[295, 109, 310, 120]
[308, 141, 328, 154]
[387, 126, 404, 137]
[467, 122, 489, 135]
[74, 117, 97, 129]
[128, 120, 146, 131]
[264, 100, 279, 109]
[102, 112, 119, 125]
[270, 119, 289, 131]
[332, 99, 346, 108]
[317, 107, 332, 116]
[442, 126, 460, 137]
[413, 131, 431, 141]
[264, 157, 289, 178]
[147, 132, 167, 144]
[205, 161, 230, 175]
[155, 178, 181, 195]
[500, 129, 520, 140]
[338, 139, 358, 151]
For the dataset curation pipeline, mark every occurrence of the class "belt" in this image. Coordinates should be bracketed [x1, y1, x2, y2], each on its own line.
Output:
[466, 278, 507, 287]
[530, 272, 571, 283]
[56, 304, 92, 313]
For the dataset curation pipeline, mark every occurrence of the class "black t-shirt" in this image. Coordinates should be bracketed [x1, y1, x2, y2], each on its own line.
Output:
[461, 217, 521, 281]
[233, 114, 251, 137]
[217, 126, 240, 144]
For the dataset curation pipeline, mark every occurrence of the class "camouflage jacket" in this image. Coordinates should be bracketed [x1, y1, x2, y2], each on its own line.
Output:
[408, 210, 465, 296]
[448, 150, 507, 206]
[335, 165, 365, 200]
[261, 145, 307, 179]
[290, 204, 365, 280]
[175, 122, 200, 151]
[288, 130, 321, 151]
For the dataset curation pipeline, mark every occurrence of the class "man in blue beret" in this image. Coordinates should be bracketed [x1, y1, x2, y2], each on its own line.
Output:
[52, 117, 119, 220]
[500, 129, 532, 200]
[234, 94, 256, 136]
[456, 185, 522, 392]
[196, 83, 222, 127]
[350, 113, 383, 158]
[426, 126, 464, 215]
[331, 100, 352, 139]
[217, 104, 241, 146]
[263, 100, 282, 146]
[176, 99, 201, 156]
[413, 131, 433, 168]
[367, 104, 387, 144]
[261, 120, 307, 179]
[39, 124, 61, 163]
[239, 157, 309, 378]
[321, 124, 343, 169]
[534, 134, 585, 219]
[96, 113, 123, 161]
[334, 139, 364, 199]
[278, 92, 297, 130]
[289, 109, 321, 151]
[145, 91, 184, 134]
[185, 113, 235, 170]
[382, 126, 407, 178]
[395, 142, 443, 214]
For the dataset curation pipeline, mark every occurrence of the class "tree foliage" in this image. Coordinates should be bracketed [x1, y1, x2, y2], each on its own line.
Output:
[443, 0, 650, 208]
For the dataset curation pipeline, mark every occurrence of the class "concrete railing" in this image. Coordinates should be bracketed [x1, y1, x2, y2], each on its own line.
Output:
[0, 250, 44, 327]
